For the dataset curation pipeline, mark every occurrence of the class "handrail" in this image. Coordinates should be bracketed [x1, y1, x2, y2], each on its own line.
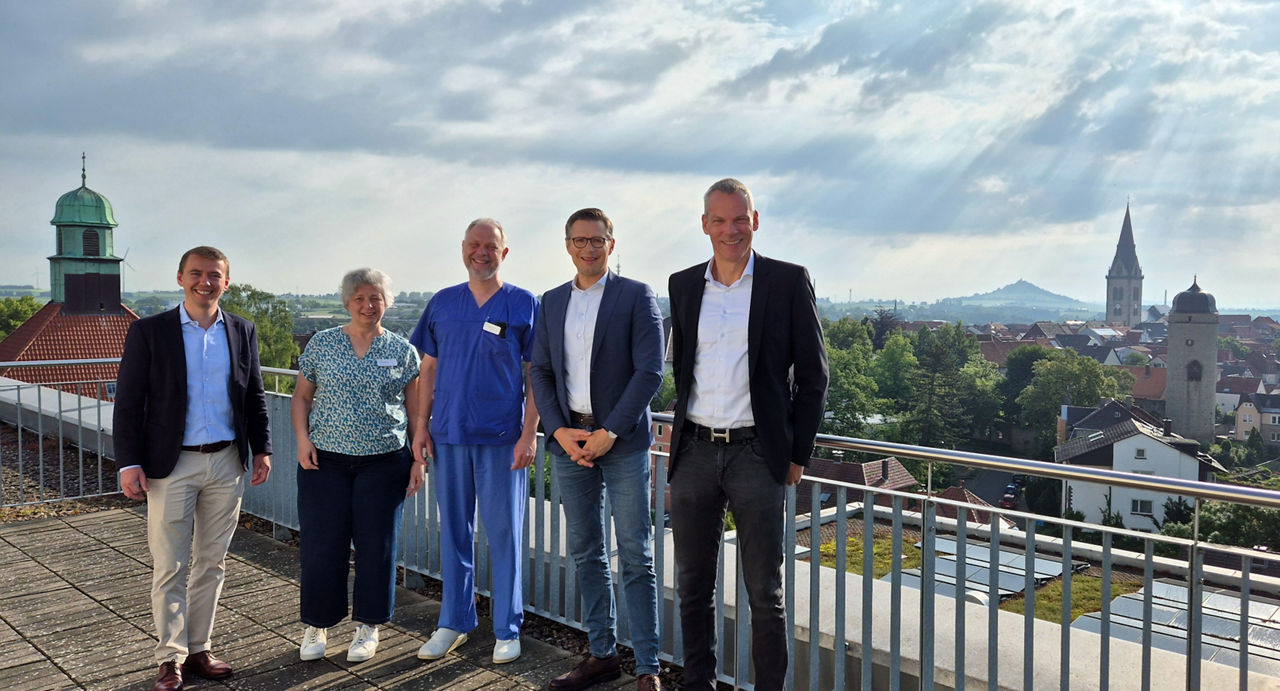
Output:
[0, 358, 122, 368]
[648, 411, 1280, 512]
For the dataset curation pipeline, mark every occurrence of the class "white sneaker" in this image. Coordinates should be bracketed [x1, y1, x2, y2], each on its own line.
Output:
[300, 626, 327, 661]
[346, 624, 379, 663]
[417, 627, 468, 660]
[492, 638, 521, 664]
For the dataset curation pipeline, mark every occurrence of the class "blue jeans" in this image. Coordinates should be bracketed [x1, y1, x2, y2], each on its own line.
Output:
[553, 448, 661, 676]
[434, 443, 527, 640]
[297, 446, 411, 627]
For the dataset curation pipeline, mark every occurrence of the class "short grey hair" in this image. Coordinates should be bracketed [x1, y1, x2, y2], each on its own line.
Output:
[340, 268, 394, 308]
[465, 217, 507, 246]
[703, 178, 754, 213]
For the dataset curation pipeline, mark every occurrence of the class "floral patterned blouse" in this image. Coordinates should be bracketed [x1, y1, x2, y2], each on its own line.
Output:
[298, 327, 420, 456]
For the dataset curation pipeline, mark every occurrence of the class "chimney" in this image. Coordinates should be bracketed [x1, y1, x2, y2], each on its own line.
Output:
[1162, 418, 1173, 436]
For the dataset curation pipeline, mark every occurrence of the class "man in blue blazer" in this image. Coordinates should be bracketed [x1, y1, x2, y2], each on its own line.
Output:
[531, 208, 666, 691]
[115, 246, 272, 691]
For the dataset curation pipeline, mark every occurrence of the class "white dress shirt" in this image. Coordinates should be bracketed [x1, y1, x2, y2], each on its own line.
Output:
[564, 271, 608, 416]
[687, 255, 754, 429]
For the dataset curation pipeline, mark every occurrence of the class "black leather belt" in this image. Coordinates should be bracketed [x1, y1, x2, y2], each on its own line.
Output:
[569, 411, 597, 428]
[181, 440, 233, 454]
[686, 421, 756, 444]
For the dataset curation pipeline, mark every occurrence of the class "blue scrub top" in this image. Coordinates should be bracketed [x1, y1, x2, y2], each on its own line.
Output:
[410, 281, 538, 445]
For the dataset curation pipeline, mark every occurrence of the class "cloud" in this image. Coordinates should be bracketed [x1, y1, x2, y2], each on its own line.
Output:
[3, 0, 1280, 308]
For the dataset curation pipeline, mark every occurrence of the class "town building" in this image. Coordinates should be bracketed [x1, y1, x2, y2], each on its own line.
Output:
[0, 159, 138, 391]
[1165, 279, 1219, 446]
[1105, 205, 1144, 328]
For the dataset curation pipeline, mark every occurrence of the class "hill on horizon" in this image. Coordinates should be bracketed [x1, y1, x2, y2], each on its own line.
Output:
[945, 279, 1094, 310]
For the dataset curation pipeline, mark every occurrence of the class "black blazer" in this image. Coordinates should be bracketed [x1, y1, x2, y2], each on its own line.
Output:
[530, 271, 665, 457]
[114, 307, 272, 478]
[667, 252, 829, 485]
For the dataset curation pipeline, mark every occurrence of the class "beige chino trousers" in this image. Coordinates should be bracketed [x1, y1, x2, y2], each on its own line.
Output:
[146, 445, 244, 663]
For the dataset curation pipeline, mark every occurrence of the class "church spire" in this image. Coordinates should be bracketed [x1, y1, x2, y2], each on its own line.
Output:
[1108, 203, 1142, 278]
[81, 152, 86, 187]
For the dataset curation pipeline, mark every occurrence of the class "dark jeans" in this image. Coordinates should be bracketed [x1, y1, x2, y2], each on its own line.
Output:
[671, 435, 786, 691]
[297, 446, 411, 628]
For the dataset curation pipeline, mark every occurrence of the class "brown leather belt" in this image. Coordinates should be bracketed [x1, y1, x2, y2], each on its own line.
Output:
[685, 421, 756, 444]
[181, 440, 233, 453]
[569, 411, 596, 428]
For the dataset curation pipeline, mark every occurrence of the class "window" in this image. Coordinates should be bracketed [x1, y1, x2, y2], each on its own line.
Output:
[1134, 448, 1146, 459]
[1114, 306, 1122, 316]
[82, 229, 100, 256]
[1114, 287, 1123, 300]
[1271, 415, 1280, 425]
[1273, 432, 1280, 442]
[1244, 415, 1254, 423]
[1132, 287, 1141, 299]
[1131, 499, 1154, 515]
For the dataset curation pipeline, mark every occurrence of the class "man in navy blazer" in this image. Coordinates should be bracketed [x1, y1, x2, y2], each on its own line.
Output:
[531, 208, 666, 691]
[115, 246, 272, 691]
[667, 179, 828, 691]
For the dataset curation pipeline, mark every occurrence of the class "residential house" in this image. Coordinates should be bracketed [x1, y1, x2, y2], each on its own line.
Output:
[1217, 376, 1265, 416]
[1056, 409, 1224, 528]
[1237, 393, 1280, 449]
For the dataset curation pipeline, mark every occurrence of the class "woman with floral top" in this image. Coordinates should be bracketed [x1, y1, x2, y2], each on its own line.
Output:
[291, 268, 423, 664]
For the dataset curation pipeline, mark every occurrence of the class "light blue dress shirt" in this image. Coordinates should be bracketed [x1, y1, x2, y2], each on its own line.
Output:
[178, 303, 235, 446]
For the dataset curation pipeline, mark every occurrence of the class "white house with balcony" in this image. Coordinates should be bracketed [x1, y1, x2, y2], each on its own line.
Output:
[1056, 413, 1225, 528]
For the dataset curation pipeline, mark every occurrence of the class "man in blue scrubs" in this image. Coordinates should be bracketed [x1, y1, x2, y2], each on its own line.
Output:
[410, 218, 539, 665]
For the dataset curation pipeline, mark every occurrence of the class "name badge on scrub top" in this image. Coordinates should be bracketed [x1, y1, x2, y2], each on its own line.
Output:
[376, 359, 397, 367]
[483, 320, 507, 338]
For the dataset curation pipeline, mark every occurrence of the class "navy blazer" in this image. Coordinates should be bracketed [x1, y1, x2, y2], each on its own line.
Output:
[531, 271, 665, 457]
[114, 307, 272, 478]
[667, 253, 829, 485]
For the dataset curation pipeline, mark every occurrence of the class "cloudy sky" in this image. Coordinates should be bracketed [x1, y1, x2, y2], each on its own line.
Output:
[2, 1, 1277, 309]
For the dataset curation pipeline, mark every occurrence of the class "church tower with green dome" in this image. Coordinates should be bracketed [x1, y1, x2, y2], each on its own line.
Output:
[49, 155, 124, 314]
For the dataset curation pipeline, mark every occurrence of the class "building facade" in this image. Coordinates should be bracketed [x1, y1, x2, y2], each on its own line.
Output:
[1165, 280, 1219, 446]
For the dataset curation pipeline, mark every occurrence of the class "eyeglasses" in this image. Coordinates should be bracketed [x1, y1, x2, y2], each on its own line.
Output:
[568, 236, 611, 249]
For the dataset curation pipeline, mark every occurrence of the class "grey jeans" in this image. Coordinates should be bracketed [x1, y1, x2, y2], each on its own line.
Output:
[670, 434, 787, 691]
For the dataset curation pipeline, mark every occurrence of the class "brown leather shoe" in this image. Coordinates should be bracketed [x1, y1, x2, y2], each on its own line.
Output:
[153, 661, 182, 691]
[548, 654, 622, 690]
[182, 650, 233, 680]
[637, 674, 663, 691]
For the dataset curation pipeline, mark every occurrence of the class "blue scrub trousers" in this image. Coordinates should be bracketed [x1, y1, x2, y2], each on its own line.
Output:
[434, 443, 527, 640]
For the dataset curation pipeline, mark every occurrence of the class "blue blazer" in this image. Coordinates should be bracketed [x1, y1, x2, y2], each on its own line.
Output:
[113, 307, 272, 478]
[531, 271, 665, 457]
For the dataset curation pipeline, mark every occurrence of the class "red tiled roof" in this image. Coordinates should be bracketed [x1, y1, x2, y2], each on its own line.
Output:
[0, 302, 138, 391]
[1116, 365, 1167, 401]
[1218, 376, 1263, 396]
[796, 456, 919, 513]
[932, 485, 1012, 527]
[977, 338, 1056, 368]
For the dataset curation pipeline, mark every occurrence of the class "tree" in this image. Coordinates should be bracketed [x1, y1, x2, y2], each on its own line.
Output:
[1123, 351, 1149, 366]
[1016, 351, 1136, 451]
[651, 371, 676, 413]
[824, 317, 873, 352]
[0, 295, 43, 340]
[1218, 336, 1252, 359]
[823, 339, 877, 438]
[220, 284, 300, 371]
[956, 355, 1002, 438]
[130, 295, 167, 316]
[999, 344, 1051, 423]
[871, 331, 917, 412]
[868, 305, 901, 351]
[905, 323, 979, 449]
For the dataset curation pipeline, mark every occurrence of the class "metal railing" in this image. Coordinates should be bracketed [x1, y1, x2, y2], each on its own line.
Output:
[4, 365, 1280, 688]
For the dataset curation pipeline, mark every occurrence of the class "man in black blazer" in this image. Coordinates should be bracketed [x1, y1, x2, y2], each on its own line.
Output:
[115, 246, 272, 691]
[667, 179, 828, 691]
[531, 208, 665, 691]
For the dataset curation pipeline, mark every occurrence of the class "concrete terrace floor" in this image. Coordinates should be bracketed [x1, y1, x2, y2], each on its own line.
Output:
[0, 508, 635, 690]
